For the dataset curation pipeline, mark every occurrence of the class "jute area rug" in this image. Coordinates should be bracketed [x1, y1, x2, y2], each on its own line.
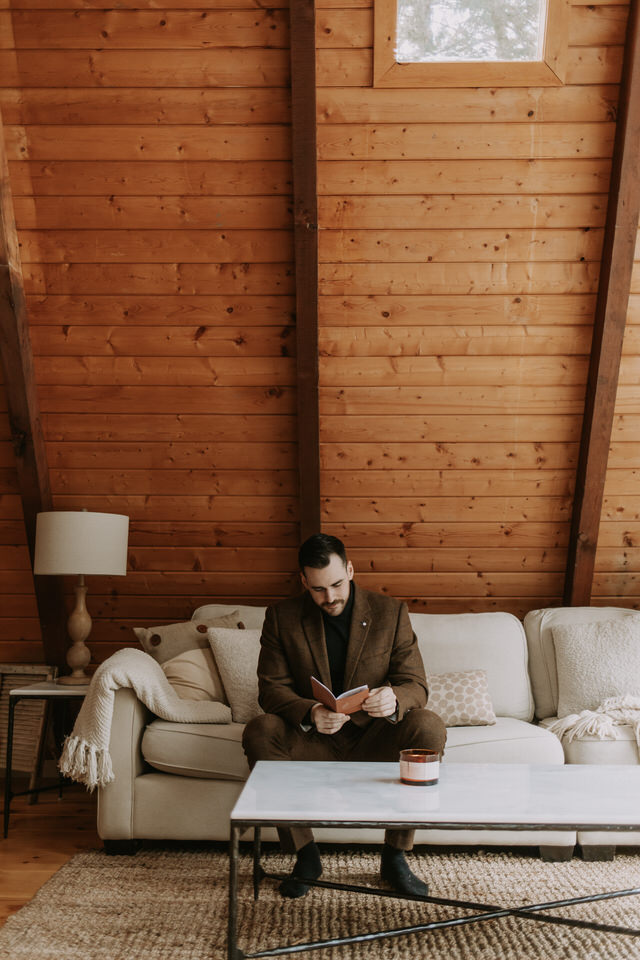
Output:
[1, 845, 640, 960]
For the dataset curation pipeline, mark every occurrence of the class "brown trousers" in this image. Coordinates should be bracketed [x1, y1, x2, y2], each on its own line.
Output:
[242, 707, 447, 853]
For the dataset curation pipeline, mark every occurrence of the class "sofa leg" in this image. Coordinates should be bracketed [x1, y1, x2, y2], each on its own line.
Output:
[581, 845, 615, 862]
[103, 839, 139, 856]
[539, 845, 574, 862]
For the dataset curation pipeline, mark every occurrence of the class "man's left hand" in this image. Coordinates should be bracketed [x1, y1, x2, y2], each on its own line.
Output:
[362, 686, 397, 718]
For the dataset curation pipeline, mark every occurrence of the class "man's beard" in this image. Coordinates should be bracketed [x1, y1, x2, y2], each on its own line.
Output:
[323, 599, 344, 615]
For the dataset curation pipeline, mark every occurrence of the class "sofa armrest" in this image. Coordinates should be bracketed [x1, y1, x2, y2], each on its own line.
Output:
[97, 687, 152, 840]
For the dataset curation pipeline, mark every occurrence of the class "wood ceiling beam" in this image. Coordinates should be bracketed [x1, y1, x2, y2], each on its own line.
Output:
[564, 0, 640, 605]
[0, 111, 68, 665]
[290, 0, 321, 544]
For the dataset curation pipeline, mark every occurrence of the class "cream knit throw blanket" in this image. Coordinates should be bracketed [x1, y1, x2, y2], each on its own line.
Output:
[59, 647, 232, 791]
[547, 694, 640, 754]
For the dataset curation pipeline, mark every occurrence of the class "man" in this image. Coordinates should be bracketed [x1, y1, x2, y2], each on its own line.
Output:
[243, 533, 447, 899]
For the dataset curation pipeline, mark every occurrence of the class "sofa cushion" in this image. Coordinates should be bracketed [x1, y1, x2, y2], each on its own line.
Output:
[141, 716, 563, 781]
[427, 669, 496, 726]
[410, 612, 534, 721]
[142, 720, 249, 780]
[524, 606, 640, 720]
[444, 717, 565, 764]
[208, 627, 263, 723]
[539, 717, 640, 765]
[552, 617, 640, 717]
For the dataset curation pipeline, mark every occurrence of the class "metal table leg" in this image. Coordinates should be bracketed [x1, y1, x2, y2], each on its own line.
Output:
[29, 699, 54, 805]
[3, 694, 18, 838]
[253, 827, 262, 901]
[228, 823, 243, 960]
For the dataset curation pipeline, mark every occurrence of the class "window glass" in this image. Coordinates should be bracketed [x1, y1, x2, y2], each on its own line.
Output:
[396, 0, 547, 63]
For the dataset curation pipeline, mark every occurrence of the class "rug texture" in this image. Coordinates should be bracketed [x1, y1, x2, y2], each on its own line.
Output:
[1, 846, 640, 960]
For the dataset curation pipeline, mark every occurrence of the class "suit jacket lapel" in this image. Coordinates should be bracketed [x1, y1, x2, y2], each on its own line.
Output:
[343, 585, 372, 692]
[301, 592, 332, 686]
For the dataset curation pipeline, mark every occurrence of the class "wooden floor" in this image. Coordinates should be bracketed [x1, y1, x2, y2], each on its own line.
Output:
[0, 781, 99, 926]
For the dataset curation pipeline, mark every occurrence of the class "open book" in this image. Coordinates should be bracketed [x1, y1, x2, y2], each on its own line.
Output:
[311, 676, 369, 714]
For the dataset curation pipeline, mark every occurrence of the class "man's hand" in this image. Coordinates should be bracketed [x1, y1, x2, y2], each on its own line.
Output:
[362, 686, 397, 718]
[311, 702, 351, 734]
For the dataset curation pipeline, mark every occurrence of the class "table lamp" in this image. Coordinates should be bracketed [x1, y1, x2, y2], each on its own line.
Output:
[34, 510, 129, 684]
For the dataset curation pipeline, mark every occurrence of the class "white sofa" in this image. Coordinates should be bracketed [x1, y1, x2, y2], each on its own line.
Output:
[524, 605, 640, 856]
[97, 604, 639, 858]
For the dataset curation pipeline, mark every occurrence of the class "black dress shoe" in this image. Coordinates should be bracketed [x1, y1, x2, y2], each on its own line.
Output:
[380, 845, 429, 897]
[279, 842, 323, 899]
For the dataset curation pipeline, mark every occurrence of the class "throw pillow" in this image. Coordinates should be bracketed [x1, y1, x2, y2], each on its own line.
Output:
[133, 612, 242, 702]
[552, 617, 640, 717]
[208, 627, 263, 723]
[133, 612, 242, 664]
[161, 648, 226, 702]
[427, 669, 497, 726]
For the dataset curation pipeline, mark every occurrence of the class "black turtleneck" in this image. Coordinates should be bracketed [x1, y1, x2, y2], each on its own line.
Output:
[320, 582, 355, 696]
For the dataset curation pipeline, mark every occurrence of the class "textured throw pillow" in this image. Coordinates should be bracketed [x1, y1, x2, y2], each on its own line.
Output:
[208, 627, 263, 723]
[552, 617, 640, 717]
[427, 669, 496, 726]
[133, 612, 243, 702]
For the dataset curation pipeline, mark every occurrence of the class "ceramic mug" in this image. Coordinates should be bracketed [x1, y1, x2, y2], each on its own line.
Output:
[399, 748, 440, 786]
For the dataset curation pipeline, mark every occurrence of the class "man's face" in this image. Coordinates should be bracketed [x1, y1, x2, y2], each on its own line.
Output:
[301, 553, 354, 616]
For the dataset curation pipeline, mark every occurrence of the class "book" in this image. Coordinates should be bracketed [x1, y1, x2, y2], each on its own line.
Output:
[310, 676, 369, 714]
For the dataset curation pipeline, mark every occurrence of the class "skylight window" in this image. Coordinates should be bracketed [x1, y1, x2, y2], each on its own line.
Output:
[396, 0, 547, 64]
[374, 0, 568, 87]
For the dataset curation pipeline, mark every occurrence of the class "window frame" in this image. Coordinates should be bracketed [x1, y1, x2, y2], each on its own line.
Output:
[373, 0, 569, 87]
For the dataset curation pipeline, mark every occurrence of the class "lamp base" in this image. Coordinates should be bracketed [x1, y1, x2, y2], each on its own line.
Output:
[63, 578, 92, 685]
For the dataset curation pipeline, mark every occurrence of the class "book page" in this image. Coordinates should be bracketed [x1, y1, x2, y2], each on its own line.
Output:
[310, 676, 369, 714]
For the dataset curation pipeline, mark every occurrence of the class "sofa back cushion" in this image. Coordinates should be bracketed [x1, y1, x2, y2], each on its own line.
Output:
[409, 612, 534, 721]
[192, 603, 267, 630]
[524, 606, 640, 720]
[193, 605, 531, 721]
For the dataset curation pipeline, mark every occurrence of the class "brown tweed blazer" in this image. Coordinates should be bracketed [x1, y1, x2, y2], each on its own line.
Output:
[257, 583, 428, 729]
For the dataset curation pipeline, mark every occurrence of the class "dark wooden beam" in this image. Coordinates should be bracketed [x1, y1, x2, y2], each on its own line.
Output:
[0, 110, 68, 665]
[290, 0, 321, 543]
[564, 0, 640, 605]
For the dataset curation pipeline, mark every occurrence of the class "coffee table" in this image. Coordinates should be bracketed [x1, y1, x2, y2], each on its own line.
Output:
[228, 761, 640, 959]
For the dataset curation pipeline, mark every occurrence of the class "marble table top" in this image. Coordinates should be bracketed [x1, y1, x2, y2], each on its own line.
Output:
[232, 761, 640, 829]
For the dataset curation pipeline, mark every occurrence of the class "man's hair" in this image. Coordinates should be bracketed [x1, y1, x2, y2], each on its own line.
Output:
[298, 533, 347, 571]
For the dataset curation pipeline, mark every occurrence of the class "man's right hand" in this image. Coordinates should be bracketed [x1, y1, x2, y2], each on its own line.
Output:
[311, 702, 351, 734]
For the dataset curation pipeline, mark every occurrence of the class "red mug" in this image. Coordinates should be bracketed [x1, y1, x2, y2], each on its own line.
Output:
[399, 748, 440, 786]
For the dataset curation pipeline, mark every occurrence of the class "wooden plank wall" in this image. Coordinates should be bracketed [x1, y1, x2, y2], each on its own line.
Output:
[317, 0, 631, 617]
[0, 0, 637, 664]
[0, 0, 298, 663]
[0, 417, 36, 658]
[596, 246, 640, 605]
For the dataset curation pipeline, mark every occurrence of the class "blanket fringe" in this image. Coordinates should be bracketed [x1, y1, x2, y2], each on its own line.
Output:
[59, 735, 114, 791]
[547, 711, 619, 743]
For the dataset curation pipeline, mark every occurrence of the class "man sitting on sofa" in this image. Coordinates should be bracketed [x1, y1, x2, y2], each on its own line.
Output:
[242, 533, 447, 899]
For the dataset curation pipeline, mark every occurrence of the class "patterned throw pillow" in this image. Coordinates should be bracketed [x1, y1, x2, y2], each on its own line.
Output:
[133, 612, 242, 664]
[427, 669, 496, 726]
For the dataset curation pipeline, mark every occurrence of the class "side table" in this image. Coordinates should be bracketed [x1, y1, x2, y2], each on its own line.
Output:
[3, 680, 90, 838]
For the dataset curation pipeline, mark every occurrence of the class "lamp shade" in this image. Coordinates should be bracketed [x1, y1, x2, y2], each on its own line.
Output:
[34, 511, 129, 576]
